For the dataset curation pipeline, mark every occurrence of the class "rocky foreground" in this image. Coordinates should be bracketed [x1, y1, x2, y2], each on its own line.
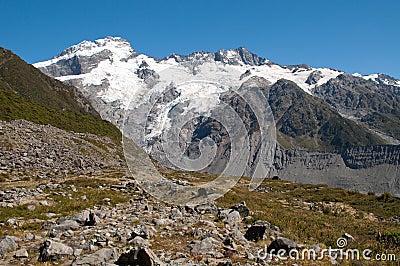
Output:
[1, 120, 400, 265]
[0, 178, 308, 266]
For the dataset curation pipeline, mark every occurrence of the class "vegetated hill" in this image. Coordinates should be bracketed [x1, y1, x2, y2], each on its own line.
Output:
[0, 47, 121, 142]
[268, 79, 386, 151]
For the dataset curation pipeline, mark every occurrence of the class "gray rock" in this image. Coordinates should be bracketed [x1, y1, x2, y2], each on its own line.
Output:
[223, 210, 241, 224]
[190, 237, 221, 255]
[129, 236, 150, 248]
[244, 221, 271, 242]
[130, 224, 156, 239]
[72, 247, 119, 266]
[27, 205, 36, 211]
[305, 70, 322, 85]
[38, 239, 73, 262]
[230, 201, 250, 217]
[267, 237, 300, 254]
[70, 210, 90, 224]
[14, 248, 28, 258]
[49, 219, 80, 237]
[0, 236, 18, 256]
[170, 208, 183, 219]
[194, 203, 218, 215]
[116, 247, 165, 266]
[24, 232, 35, 241]
[229, 227, 247, 243]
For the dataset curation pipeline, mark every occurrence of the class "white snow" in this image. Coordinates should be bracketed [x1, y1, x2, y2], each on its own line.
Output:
[34, 36, 134, 68]
[352, 72, 400, 87]
[33, 37, 348, 110]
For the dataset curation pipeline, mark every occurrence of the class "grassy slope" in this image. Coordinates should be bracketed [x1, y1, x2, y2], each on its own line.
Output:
[0, 47, 121, 142]
[160, 168, 400, 261]
[0, 88, 121, 142]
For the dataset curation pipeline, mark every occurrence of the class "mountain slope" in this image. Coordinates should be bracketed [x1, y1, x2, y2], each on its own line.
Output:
[268, 79, 386, 150]
[34, 37, 389, 149]
[32, 37, 400, 192]
[313, 73, 400, 142]
[0, 47, 121, 142]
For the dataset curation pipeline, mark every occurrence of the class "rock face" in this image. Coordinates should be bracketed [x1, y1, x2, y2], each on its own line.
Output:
[275, 145, 400, 196]
[341, 145, 400, 169]
[305, 70, 322, 85]
[214, 47, 267, 66]
[313, 73, 400, 142]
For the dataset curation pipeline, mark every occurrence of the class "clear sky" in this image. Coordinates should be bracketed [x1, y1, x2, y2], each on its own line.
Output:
[1, 0, 399, 78]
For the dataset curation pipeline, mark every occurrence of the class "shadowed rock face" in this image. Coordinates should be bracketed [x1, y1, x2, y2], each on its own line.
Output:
[214, 47, 267, 66]
[39, 50, 114, 77]
[274, 145, 400, 196]
[313, 73, 400, 141]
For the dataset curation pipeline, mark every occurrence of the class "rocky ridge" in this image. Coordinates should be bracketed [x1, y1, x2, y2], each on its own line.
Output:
[0, 120, 125, 180]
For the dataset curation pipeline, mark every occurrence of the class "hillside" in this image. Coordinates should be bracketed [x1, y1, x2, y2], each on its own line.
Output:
[268, 79, 386, 150]
[0, 47, 121, 142]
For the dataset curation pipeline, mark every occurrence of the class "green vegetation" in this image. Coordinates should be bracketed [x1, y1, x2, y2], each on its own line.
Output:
[155, 166, 400, 258]
[0, 48, 95, 116]
[0, 47, 121, 142]
[380, 229, 400, 248]
[0, 88, 121, 142]
[215, 178, 400, 256]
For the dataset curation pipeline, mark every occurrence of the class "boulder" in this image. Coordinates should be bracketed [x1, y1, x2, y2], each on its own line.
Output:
[129, 236, 150, 249]
[72, 248, 119, 266]
[115, 247, 165, 266]
[194, 203, 218, 215]
[130, 225, 156, 239]
[244, 225, 267, 242]
[219, 209, 241, 224]
[170, 208, 183, 219]
[230, 201, 250, 217]
[190, 237, 221, 255]
[267, 237, 300, 254]
[0, 236, 18, 256]
[224, 211, 241, 224]
[38, 239, 73, 262]
[14, 248, 28, 258]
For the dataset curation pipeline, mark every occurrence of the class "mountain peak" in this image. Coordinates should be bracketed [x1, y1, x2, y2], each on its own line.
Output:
[214, 47, 268, 66]
[35, 36, 137, 71]
[58, 36, 135, 58]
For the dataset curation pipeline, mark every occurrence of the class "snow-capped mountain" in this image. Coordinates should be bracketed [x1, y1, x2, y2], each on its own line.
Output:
[33, 36, 400, 195]
[35, 36, 400, 142]
[34, 36, 400, 149]
[35, 37, 346, 103]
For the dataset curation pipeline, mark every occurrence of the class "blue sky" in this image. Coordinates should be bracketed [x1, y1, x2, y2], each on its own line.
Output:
[1, 0, 399, 78]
